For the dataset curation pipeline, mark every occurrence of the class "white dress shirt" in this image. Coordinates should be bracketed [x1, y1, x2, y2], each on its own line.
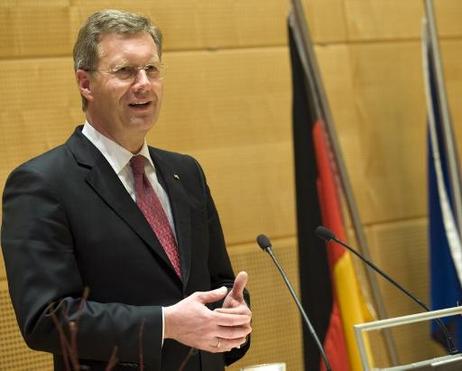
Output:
[82, 122, 176, 233]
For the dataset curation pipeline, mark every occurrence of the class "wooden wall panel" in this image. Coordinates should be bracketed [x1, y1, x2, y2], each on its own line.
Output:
[0, 1, 71, 58]
[304, 0, 347, 43]
[305, 0, 433, 43]
[434, 0, 462, 37]
[227, 238, 303, 371]
[312, 44, 360, 189]
[153, 47, 291, 152]
[0, 58, 80, 192]
[0, 281, 53, 370]
[191, 143, 295, 246]
[316, 42, 427, 224]
[346, 41, 427, 222]
[344, 0, 423, 41]
[0, 1, 288, 59]
[70, 0, 289, 51]
[305, 0, 462, 43]
[366, 220, 444, 365]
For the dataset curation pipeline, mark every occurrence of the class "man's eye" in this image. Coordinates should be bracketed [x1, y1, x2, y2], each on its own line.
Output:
[145, 65, 160, 76]
[114, 67, 134, 79]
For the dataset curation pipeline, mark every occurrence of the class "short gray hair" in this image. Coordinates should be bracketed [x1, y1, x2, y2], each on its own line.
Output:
[73, 9, 163, 110]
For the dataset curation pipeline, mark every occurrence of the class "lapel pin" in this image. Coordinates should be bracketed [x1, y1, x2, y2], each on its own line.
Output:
[173, 174, 180, 180]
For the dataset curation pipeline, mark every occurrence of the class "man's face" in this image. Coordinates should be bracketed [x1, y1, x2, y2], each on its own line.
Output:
[78, 32, 163, 148]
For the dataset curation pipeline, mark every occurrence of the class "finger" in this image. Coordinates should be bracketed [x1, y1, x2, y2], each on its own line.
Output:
[216, 324, 252, 341]
[215, 305, 251, 316]
[214, 336, 248, 352]
[212, 311, 251, 327]
[229, 271, 248, 302]
[195, 286, 228, 304]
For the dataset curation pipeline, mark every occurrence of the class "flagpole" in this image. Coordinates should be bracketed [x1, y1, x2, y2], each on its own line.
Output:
[424, 0, 462, 236]
[290, 0, 400, 366]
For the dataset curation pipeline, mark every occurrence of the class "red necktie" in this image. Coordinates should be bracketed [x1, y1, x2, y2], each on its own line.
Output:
[130, 155, 182, 278]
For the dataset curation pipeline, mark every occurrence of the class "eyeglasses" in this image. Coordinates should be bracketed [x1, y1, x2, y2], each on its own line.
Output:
[90, 62, 165, 82]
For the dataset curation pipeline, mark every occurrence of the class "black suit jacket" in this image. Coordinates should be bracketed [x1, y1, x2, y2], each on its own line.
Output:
[1, 127, 249, 370]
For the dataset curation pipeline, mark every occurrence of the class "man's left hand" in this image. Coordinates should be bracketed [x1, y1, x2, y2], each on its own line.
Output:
[214, 271, 252, 352]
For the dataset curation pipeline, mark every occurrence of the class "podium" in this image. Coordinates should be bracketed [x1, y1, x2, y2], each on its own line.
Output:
[354, 306, 462, 370]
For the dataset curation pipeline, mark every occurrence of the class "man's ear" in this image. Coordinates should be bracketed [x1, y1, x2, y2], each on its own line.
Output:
[76, 69, 94, 103]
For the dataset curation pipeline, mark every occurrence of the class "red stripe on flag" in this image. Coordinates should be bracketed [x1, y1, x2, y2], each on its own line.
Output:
[313, 120, 351, 370]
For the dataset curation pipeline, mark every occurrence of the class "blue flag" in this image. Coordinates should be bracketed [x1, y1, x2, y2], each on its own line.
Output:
[424, 22, 462, 350]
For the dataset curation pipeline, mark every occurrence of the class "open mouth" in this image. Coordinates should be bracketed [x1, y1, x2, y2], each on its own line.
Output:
[128, 101, 152, 109]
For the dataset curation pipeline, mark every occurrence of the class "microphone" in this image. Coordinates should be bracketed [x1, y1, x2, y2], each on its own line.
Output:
[256, 234, 332, 371]
[315, 225, 458, 354]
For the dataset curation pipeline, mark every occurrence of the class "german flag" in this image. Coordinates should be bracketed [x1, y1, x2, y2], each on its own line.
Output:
[289, 11, 372, 371]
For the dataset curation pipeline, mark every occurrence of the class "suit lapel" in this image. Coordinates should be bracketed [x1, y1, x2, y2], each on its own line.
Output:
[66, 128, 181, 282]
[149, 148, 192, 287]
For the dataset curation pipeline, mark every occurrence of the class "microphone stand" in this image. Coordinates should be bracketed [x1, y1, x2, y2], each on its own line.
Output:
[263, 244, 332, 371]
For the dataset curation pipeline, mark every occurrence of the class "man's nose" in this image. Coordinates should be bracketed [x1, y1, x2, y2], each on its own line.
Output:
[133, 69, 150, 87]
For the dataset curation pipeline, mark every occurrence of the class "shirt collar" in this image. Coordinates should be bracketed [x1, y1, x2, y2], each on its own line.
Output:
[82, 121, 155, 174]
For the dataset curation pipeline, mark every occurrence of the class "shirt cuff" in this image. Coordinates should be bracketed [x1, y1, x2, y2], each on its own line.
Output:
[161, 306, 165, 348]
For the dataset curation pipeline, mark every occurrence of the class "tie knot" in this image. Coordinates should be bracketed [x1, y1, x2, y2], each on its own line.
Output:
[130, 155, 146, 176]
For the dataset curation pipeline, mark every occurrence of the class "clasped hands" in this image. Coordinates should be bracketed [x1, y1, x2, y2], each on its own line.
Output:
[164, 271, 252, 353]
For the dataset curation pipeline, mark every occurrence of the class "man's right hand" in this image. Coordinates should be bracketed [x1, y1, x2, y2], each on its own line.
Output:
[163, 287, 252, 353]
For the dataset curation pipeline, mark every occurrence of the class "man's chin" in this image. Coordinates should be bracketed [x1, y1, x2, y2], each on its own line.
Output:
[127, 117, 155, 131]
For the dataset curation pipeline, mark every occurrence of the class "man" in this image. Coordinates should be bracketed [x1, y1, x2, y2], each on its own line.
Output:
[1, 9, 251, 371]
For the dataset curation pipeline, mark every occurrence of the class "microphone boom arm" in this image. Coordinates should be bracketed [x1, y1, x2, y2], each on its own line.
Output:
[316, 226, 458, 355]
[264, 246, 332, 370]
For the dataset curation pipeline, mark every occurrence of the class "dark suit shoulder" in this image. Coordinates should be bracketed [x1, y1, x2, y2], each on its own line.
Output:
[5, 144, 73, 185]
[148, 146, 197, 166]
[6, 127, 94, 185]
[149, 146, 205, 181]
